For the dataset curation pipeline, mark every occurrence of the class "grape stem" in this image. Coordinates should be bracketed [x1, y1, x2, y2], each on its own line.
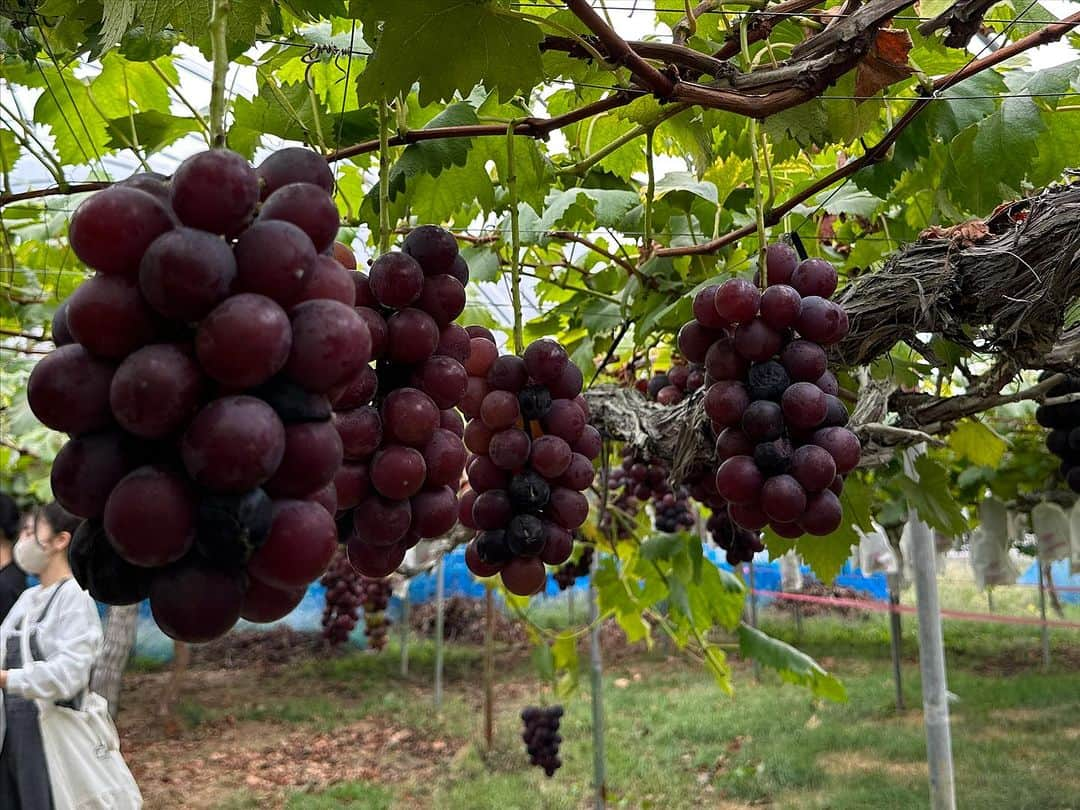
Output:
[506, 120, 524, 355]
[643, 129, 655, 259]
[741, 16, 768, 287]
[208, 0, 230, 148]
[377, 98, 392, 254]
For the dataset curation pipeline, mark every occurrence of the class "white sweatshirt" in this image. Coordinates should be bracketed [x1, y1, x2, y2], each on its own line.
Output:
[0, 579, 103, 702]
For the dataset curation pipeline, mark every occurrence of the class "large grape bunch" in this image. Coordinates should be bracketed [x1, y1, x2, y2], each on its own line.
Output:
[521, 705, 564, 777]
[458, 335, 596, 595]
[553, 544, 593, 590]
[637, 362, 706, 405]
[1036, 372, 1080, 491]
[678, 243, 859, 542]
[31, 147, 369, 643]
[331, 225, 471, 579]
[358, 576, 393, 651]
[320, 548, 363, 647]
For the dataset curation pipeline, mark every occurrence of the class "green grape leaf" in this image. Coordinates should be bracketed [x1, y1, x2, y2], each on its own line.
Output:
[355, 0, 544, 105]
[738, 624, 847, 701]
[948, 418, 1008, 468]
[386, 102, 479, 201]
[897, 455, 968, 536]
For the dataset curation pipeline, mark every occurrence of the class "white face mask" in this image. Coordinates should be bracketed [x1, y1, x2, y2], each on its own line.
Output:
[14, 536, 52, 575]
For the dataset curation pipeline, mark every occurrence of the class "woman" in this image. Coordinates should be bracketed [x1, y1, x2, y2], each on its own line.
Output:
[0, 502, 104, 808]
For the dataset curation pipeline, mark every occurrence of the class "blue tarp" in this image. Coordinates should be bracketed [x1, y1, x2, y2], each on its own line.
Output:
[1016, 558, 1080, 604]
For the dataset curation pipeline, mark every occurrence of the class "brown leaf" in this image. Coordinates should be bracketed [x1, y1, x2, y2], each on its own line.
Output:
[855, 27, 915, 99]
[919, 220, 991, 246]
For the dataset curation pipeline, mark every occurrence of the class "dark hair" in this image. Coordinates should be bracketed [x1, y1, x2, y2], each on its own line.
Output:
[37, 502, 81, 539]
[0, 494, 19, 542]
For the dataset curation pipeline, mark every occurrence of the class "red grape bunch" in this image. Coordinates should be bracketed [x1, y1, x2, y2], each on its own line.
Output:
[553, 544, 593, 590]
[458, 335, 596, 595]
[707, 509, 765, 565]
[33, 147, 370, 643]
[331, 225, 472, 580]
[1036, 372, 1080, 492]
[320, 548, 363, 647]
[521, 705, 564, 777]
[358, 576, 393, 651]
[637, 363, 706, 405]
[605, 447, 695, 535]
[678, 243, 860, 540]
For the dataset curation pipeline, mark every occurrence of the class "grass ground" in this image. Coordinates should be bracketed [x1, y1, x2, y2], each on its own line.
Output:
[117, 598, 1080, 810]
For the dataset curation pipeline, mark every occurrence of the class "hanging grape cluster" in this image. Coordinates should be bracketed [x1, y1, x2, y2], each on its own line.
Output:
[678, 243, 860, 540]
[359, 576, 393, 651]
[1037, 371, 1080, 491]
[706, 510, 765, 565]
[521, 705, 564, 777]
[332, 224, 471, 579]
[553, 545, 593, 590]
[39, 147, 369, 643]
[320, 548, 362, 647]
[458, 335, 596, 595]
[637, 363, 706, 405]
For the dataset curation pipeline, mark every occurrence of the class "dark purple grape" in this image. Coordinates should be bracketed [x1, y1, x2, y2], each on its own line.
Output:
[286, 300, 371, 393]
[257, 147, 334, 198]
[368, 252, 424, 309]
[523, 339, 569, 385]
[402, 225, 458, 275]
[139, 227, 236, 321]
[233, 220, 317, 308]
[259, 182, 339, 253]
[110, 343, 203, 439]
[66, 274, 158, 359]
[386, 308, 440, 365]
[69, 186, 174, 275]
[196, 293, 292, 388]
[171, 149, 259, 236]
[28, 344, 115, 435]
[181, 396, 286, 492]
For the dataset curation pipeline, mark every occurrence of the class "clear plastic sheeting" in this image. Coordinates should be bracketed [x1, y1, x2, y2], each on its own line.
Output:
[779, 550, 803, 592]
[1031, 501, 1070, 563]
[1070, 500, 1080, 576]
[901, 522, 945, 581]
[971, 498, 1019, 589]
[858, 525, 898, 576]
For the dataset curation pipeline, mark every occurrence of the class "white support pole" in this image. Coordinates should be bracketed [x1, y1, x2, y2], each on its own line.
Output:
[903, 447, 956, 810]
[434, 555, 445, 709]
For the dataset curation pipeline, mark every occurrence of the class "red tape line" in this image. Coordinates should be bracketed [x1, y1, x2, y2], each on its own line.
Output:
[751, 589, 1080, 631]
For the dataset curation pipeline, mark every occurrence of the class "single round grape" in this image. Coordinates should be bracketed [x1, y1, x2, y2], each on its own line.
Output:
[677, 321, 724, 364]
[416, 274, 466, 326]
[705, 337, 749, 381]
[481, 390, 521, 431]
[473, 489, 513, 530]
[257, 147, 334, 198]
[500, 556, 546, 596]
[570, 425, 601, 461]
[523, 339, 569, 385]
[51, 301, 74, 346]
[139, 227, 236, 321]
[437, 323, 471, 364]
[509, 470, 551, 513]
[402, 225, 458, 275]
[539, 523, 573, 565]
[465, 538, 503, 576]
[754, 438, 793, 477]
[704, 381, 749, 428]
[657, 386, 683, 405]
[770, 521, 803, 539]
[692, 285, 729, 329]
[789, 444, 837, 493]
[295, 255, 356, 307]
[196, 293, 292, 388]
[761, 475, 807, 523]
[507, 514, 545, 556]
[549, 362, 584, 400]
[466, 325, 497, 344]
[351, 306, 388, 360]
[69, 520, 153, 605]
[28, 344, 115, 435]
[410, 485, 458, 538]
[541, 399, 585, 442]
[464, 337, 499, 377]
[811, 427, 861, 474]
[353, 272, 377, 307]
[195, 488, 273, 567]
[381, 387, 439, 447]
[69, 186, 174, 275]
[233, 220, 317, 307]
[715, 455, 764, 504]
[557, 453, 595, 490]
[171, 149, 259, 236]
[264, 420, 344, 498]
[306, 482, 338, 515]
[734, 318, 782, 363]
[421, 428, 467, 486]
[51, 432, 143, 518]
[347, 537, 407, 577]
[799, 490, 842, 536]
[647, 373, 670, 401]
[468, 454, 510, 493]
[241, 575, 307, 623]
[386, 307, 440, 365]
[716, 428, 754, 461]
[368, 252, 424, 309]
[667, 365, 691, 391]
[741, 400, 783, 442]
[781, 381, 828, 430]
[729, 501, 769, 531]
[765, 243, 799, 286]
[104, 466, 195, 567]
[475, 529, 512, 566]
[796, 296, 845, 344]
[822, 395, 849, 428]
[780, 340, 827, 383]
[530, 435, 573, 478]
[488, 355, 529, 393]
[181, 396, 286, 492]
[369, 445, 427, 500]
[109, 343, 202, 439]
[714, 278, 760, 324]
[546, 488, 589, 530]
[333, 462, 370, 510]
[334, 406, 382, 460]
[791, 258, 838, 299]
[446, 254, 470, 286]
[259, 182, 339, 253]
[489, 428, 531, 470]
[247, 499, 337, 588]
[151, 559, 244, 643]
[458, 488, 479, 530]
[815, 370, 840, 396]
[286, 300, 371, 393]
[686, 368, 705, 391]
[759, 284, 802, 331]
[120, 172, 171, 205]
[460, 376, 489, 419]
[333, 242, 357, 269]
[464, 418, 494, 454]
[412, 355, 468, 409]
[66, 274, 158, 359]
[331, 364, 377, 409]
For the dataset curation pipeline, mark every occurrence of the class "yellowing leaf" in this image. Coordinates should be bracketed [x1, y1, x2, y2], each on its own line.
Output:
[949, 418, 1008, 468]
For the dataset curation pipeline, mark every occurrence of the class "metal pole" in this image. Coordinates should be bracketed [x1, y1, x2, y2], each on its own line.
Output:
[987, 588, 994, 613]
[1037, 562, 1051, 672]
[588, 555, 607, 809]
[400, 591, 410, 677]
[434, 555, 445, 709]
[887, 572, 905, 712]
[794, 602, 803, 641]
[747, 563, 761, 682]
[483, 587, 494, 750]
[903, 448, 956, 810]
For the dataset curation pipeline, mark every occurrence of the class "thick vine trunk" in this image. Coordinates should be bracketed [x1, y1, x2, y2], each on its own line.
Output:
[91, 604, 138, 719]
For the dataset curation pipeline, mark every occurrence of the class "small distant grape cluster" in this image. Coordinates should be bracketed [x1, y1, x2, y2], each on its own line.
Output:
[359, 576, 393, 651]
[678, 243, 860, 540]
[553, 545, 593, 590]
[653, 488, 696, 533]
[1036, 372, 1080, 492]
[458, 335, 598, 595]
[34, 147, 372, 643]
[332, 224, 472, 579]
[320, 548, 362, 647]
[606, 447, 695, 536]
[637, 363, 706, 405]
[707, 510, 765, 565]
[521, 705, 564, 777]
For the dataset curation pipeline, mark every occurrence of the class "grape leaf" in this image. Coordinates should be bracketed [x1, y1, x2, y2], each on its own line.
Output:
[948, 418, 1007, 468]
[738, 624, 847, 701]
[355, 0, 544, 106]
[104, 111, 199, 152]
[897, 455, 968, 536]
[385, 102, 479, 201]
[33, 69, 112, 166]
